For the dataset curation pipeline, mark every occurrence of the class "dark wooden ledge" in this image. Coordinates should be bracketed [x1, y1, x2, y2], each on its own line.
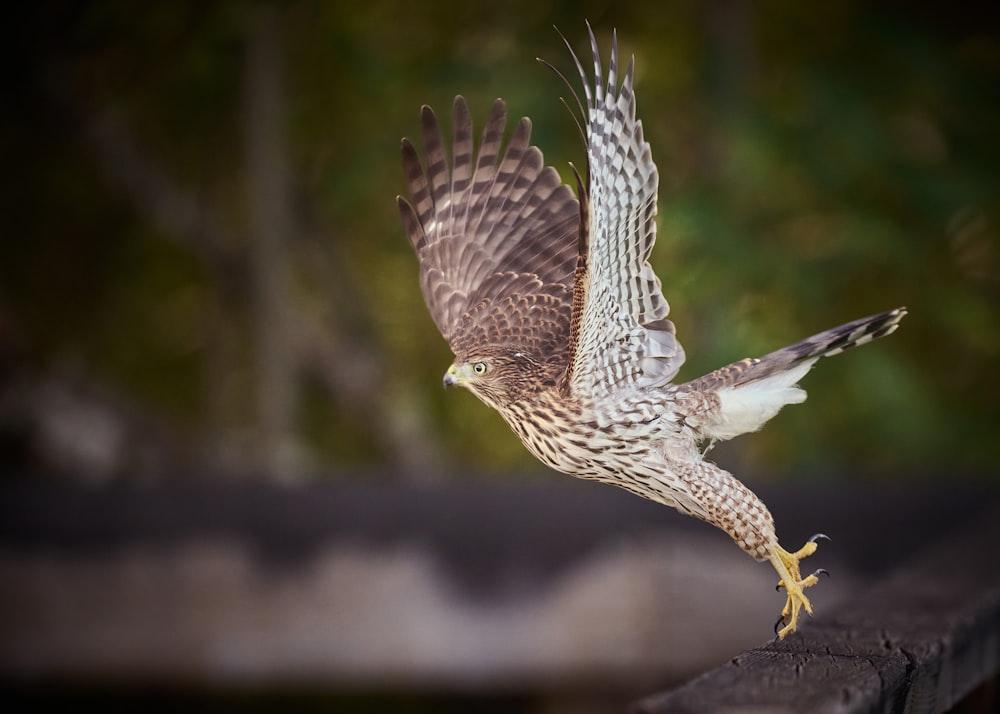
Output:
[631, 502, 1000, 714]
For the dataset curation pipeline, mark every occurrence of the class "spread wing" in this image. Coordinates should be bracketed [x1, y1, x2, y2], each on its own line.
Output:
[397, 97, 581, 362]
[560, 25, 686, 399]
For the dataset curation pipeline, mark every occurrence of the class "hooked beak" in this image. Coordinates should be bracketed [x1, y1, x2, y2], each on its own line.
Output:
[443, 365, 459, 389]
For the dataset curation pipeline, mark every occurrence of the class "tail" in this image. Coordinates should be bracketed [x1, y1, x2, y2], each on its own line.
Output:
[686, 307, 907, 442]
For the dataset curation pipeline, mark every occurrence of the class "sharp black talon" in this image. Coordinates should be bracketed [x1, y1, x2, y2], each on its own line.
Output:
[808, 533, 831, 544]
[776, 582, 784, 592]
[813, 568, 830, 579]
[774, 614, 786, 635]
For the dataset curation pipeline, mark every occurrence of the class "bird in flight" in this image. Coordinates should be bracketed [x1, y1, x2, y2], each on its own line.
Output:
[397, 23, 905, 639]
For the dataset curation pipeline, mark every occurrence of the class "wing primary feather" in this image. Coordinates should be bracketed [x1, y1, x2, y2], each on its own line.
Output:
[470, 100, 509, 238]
[606, 29, 618, 98]
[537, 56, 588, 155]
[586, 22, 601, 115]
[420, 105, 448, 230]
[543, 25, 590, 150]
[477, 116, 533, 248]
[397, 194, 424, 252]
[398, 138, 431, 251]
[565, 24, 594, 122]
[449, 97, 474, 240]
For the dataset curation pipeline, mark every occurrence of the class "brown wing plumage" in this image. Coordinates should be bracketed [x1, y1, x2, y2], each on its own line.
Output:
[397, 97, 581, 362]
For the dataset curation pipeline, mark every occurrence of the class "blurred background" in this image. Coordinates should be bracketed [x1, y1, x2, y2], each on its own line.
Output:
[1, 0, 998, 710]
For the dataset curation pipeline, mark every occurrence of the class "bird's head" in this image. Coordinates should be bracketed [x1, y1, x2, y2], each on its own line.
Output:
[443, 348, 552, 410]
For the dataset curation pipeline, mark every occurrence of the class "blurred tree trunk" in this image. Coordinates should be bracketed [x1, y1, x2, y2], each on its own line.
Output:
[244, 5, 298, 480]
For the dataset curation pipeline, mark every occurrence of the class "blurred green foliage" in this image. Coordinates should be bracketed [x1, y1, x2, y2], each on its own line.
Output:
[1, 0, 997, 482]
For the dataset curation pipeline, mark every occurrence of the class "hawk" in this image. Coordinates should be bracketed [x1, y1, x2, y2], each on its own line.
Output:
[397, 24, 905, 639]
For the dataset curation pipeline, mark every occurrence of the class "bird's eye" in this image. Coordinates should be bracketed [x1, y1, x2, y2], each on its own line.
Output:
[473, 362, 488, 375]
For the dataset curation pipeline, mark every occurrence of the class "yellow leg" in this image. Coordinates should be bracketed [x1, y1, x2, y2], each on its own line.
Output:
[768, 535, 827, 639]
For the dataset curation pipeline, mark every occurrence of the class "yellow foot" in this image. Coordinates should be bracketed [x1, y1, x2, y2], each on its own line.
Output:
[768, 534, 829, 639]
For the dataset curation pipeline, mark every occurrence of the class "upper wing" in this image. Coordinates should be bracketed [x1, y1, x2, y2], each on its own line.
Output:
[560, 25, 685, 399]
[398, 97, 581, 362]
